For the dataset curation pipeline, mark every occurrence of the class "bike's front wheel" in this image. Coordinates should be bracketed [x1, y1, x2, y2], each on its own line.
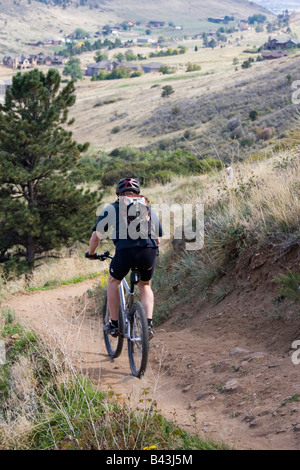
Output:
[127, 301, 149, 378]
[102, 293, 124, 358]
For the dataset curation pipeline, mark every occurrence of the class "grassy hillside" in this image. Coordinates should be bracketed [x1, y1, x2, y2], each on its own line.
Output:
[0, 0, 274, 56]
[1, 6, 298, 183]
[67, 42, 300, 161]
[97, 0, 274, 27]
[0, 1, 120, 56]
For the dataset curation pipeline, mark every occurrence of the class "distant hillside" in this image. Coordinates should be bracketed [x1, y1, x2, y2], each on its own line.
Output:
[68, 49, 300, 160]
[93, 0, 274, 25]
[290, 12, 300, 25]
[0, 0, 274, 52]
[136, 55, 300, 159]
[0, 0, 275, 60]
[0, 0, 274, 20]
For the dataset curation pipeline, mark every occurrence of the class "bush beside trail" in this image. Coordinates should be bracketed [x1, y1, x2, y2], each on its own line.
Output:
[70, 147, 222, 187]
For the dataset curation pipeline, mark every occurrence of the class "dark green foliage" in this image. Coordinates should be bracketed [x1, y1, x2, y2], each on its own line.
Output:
[274, 269, 300, 301]
[59, 38, 122, 59]
[248, 14, 267, 24]
[149, 46, 187, 58]
[241, 57, 254, 69]
[91, 66, 132, 81]
[80, 147, 222, 188]
[159, 65, 175, 75]
[249, 110, 258, 121]
[161, 85, 175, 98]
[0, 68, 98, 276]
[35, 0, 72, 4]
[63, 58, 82, 81]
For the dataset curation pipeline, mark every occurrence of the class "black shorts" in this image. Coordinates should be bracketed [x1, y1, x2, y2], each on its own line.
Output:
[109, 247, 158, 281]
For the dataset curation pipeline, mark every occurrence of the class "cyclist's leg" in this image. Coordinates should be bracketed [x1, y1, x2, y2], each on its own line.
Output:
[107, 275, 121, 321]
[107, 249, 131, 321]
[138, 279, 155, 340]
[135, 247, 157, 319]
[137, 279, 154, 320]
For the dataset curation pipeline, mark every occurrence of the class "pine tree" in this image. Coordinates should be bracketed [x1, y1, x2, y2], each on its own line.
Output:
[0, 68, 98, 278]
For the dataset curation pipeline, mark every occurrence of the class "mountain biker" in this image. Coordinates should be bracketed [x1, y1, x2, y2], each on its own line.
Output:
[86, 177, 163, 339]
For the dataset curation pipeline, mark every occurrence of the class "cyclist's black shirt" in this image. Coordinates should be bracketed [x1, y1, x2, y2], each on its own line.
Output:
[92, 201, 163, 251]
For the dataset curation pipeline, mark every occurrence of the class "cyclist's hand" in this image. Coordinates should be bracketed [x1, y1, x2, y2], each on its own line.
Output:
[85, 251, 97, 260]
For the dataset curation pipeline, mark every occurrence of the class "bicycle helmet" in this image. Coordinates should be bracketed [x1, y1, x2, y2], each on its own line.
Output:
[116, 177, 140, 195]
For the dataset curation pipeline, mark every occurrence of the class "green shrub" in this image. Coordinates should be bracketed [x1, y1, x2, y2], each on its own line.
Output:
[159, 65, 175, 75]
[186, 63, 201, 72]
[161, 85, 175, 98]
[274, 269, 300, 301]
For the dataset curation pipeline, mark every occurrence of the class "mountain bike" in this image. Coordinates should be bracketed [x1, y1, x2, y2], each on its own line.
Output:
[87, 250, 149, 378]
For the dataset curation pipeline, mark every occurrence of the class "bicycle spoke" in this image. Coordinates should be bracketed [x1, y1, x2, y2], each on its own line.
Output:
[102, 293, 124, 358]
[127, 302, 149, 378]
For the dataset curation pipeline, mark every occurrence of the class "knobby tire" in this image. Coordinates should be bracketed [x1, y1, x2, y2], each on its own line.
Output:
[127, 301, 149, 378]
[102, 293, 124, 358]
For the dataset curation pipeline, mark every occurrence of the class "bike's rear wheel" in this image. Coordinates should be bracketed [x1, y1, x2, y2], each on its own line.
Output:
[102, 293, 124, 358]
[127, 301, 149, 378]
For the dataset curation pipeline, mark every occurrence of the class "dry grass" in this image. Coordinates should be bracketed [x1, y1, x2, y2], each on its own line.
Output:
[149, 144, 300, 318]
[0, 300, 220, 450]
[99, 144, 300, 246]
[68, 49, 300, 154]
[1, 250, 110, 296]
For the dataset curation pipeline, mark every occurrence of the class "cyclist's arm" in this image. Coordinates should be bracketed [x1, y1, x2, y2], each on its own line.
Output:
[88, 231, 101, 255]
[150, 209, 164, 239]
[88, 202, 117, 256]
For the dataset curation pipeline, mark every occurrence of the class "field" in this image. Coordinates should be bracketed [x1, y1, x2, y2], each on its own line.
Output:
[0, 1, 118, 56]
[2, 12, 300, 159]
[64, 28, 300, 160]
[0, 0, 274, 58]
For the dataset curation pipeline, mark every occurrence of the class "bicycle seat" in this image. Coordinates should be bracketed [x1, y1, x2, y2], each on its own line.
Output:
[130, 269, 141, 285]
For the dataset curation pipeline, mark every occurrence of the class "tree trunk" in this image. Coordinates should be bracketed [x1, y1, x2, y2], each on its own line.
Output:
[25, 234, 35, 287]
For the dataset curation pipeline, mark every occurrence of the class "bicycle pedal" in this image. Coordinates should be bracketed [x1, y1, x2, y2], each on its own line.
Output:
[148, 327, 154, 340]
[104, 321, 119, 337]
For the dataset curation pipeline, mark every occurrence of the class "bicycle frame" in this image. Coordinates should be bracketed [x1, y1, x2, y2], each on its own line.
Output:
[119, 277, 130, 315]
[91, 250, 149, 378]
[119, 270, 141, 339]
[120, 270, 141, 309]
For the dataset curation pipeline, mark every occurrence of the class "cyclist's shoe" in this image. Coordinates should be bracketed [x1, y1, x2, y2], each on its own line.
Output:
[148, 325, 154, 340]
[104, 321, 119, 337]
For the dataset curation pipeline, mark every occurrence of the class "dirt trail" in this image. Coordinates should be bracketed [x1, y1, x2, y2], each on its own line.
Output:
[4, 267, 300, 451]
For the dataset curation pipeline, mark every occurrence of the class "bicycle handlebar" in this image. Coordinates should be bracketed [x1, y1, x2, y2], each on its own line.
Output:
[85, 250, 113, 261]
